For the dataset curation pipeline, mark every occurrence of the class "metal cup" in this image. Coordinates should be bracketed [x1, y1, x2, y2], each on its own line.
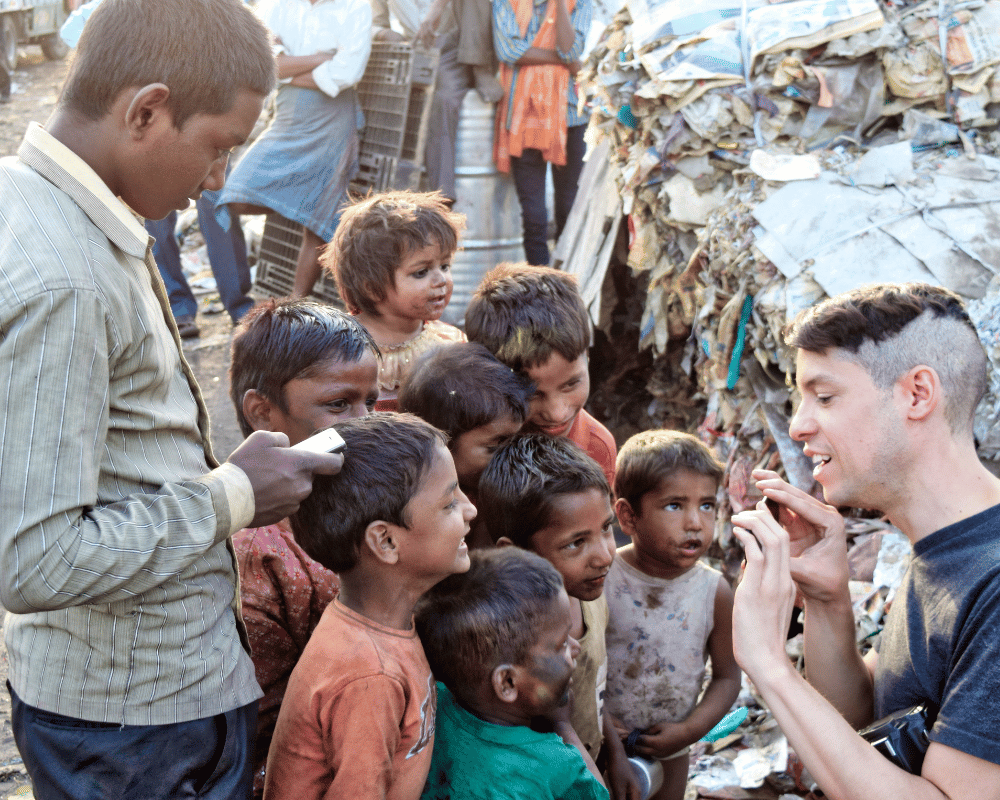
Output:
[628, 755, 664, 800]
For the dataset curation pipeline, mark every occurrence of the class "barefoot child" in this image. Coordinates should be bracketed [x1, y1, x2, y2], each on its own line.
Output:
[478, 435, 638, 800]
[228, 299, 380, 796]
[606, 431, 742, 800]
[264, 413, 476, 800]
[465, 263, 617, 486]
[324, 190, 467, 410]
[416, 547, 609, 799]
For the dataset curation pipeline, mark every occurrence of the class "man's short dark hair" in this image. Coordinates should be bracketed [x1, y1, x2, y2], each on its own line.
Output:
[397, 343, 533, 445]
[415, 548, 564, 697]
[60, 0, 276, 129]
[229, 299, 380, 438]
[786, 282, 988, 434]
[464, 263, 591, 373]
[614, 430, 723, 512]
[477, 434, 610, 549]
[323, 190, 464, 317]
[290, 413, 448, 573]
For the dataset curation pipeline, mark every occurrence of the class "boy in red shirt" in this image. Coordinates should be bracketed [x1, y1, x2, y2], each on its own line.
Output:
[465, 263, 617, 486]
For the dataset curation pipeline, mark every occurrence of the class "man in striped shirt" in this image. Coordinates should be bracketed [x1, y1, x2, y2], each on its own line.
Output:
[0, 1, 342, 797]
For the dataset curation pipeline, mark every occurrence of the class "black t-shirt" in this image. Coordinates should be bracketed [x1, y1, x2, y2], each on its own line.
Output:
[875, 503, 1000, 765]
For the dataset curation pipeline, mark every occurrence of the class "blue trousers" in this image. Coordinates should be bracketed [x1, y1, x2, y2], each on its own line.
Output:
[509, 123, 587, 266]
[146, 191, 253, 323]
[10, 684, 258, 800]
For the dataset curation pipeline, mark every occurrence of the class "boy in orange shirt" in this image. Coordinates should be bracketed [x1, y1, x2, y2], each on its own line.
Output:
[264, 413, 476, 800]
[464, 262, 617, 486]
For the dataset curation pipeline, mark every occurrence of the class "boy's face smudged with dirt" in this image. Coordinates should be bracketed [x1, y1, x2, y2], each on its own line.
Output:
[515, 588, 580, 715]
[529, 488, 616, 602]
[619, 468, 718, 581]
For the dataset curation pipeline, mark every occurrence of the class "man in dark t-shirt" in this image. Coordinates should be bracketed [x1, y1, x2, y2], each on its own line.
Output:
[728, 283, 1000, 799]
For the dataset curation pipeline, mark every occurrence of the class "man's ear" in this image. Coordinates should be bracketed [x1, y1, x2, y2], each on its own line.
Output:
[124, 83, 172, 140]
[495, 536, 514, 549]
[898, 365, 939, 422]
[364, 521, 399, 565]
[242, 389, 277, 433]
[491, 664, 519, 704]
[614, 497, 637, 535]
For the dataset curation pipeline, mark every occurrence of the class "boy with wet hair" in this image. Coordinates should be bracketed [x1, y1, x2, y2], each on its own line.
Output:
[0, 2, 343, 798]
[465, 262, 617, 486]
[322, 190, 467, 410]
[416, 547, 608, 800]
[230, 299, 381, 439]
[478, 434, 639, 800]
[228, 298, 380, 796]
[265, 413, 476, 800]
[732, 283, 1000, 800]
[607, 431, 741, 800]
[397, 342, 532, 500]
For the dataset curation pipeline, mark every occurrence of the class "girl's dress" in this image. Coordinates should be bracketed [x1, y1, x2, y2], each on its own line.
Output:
[373, 319, 466, 411]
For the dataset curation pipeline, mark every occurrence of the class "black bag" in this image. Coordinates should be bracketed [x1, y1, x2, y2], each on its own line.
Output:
[859, 704, 936, 774]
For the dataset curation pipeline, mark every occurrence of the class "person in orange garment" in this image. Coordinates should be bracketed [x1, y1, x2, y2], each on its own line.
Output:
[263, 414, 476, 800]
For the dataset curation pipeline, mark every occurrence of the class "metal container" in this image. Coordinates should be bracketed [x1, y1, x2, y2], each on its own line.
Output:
[628, 756, 664, 800]
[442, 92, 523, 327]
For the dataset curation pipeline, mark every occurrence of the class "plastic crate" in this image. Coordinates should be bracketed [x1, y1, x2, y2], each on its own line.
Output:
[350, 42, 438, 195]
[253, 213, 343, 306]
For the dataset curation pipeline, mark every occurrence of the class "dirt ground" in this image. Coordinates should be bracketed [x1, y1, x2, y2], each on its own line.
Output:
[1, 47, 248, 799]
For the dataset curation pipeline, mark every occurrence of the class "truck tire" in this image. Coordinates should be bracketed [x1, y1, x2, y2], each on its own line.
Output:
[1, 15, 17, 73]
[41, 32, 69, 61]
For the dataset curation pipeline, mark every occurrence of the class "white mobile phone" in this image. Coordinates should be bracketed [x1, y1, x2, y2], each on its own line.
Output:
[291, 428, 346, 454]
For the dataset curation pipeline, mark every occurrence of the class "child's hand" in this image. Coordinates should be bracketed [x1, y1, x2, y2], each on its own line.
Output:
[629, 720, 691, 760]
[608, 713, 629, 741]
[604, 711, 642, 800]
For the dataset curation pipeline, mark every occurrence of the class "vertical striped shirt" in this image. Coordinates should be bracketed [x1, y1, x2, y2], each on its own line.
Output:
[0, 123, 260, 725]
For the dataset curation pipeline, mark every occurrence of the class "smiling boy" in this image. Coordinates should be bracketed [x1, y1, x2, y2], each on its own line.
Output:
[265, 413, 476, 800]
[465, 262, 617, 486]
[0, 2, 352, 798]
[731, 283, 1000, 800]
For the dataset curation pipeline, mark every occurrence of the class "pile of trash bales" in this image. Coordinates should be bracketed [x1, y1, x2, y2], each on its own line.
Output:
[572, 0, 1000, 523]
[563, 2, 1000, 794]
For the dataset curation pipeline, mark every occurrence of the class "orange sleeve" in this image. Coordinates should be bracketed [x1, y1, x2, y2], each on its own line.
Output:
[321, 675, 408, 799]
[568, 410, 617, 487]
